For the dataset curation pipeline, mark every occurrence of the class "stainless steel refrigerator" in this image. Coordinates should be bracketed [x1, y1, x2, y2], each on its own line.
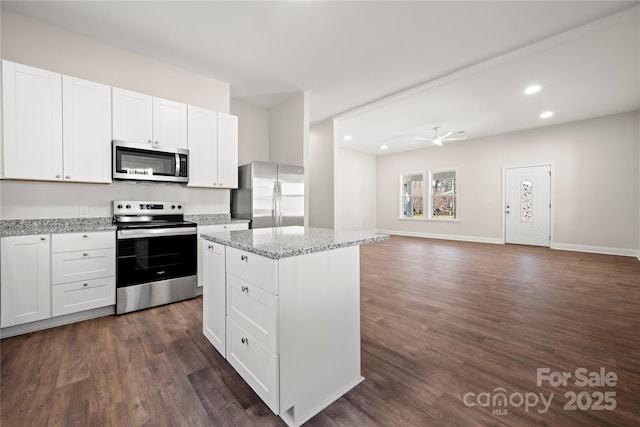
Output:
[231, 161, 305, 229]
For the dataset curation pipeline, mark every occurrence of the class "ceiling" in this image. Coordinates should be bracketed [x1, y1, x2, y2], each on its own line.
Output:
[2, 1, 639, 155]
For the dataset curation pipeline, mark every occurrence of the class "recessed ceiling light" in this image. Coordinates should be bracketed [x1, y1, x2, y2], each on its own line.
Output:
[380, 145, 388, 150]
[540, 111, 554, 119]
[524, 85, 541, 95]
[343, 135, 352, 141]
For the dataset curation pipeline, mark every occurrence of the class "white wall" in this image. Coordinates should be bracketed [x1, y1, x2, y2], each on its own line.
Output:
[308, 120, 334, 228]
[268, 92, 309, 166]
[334, 148, 377, 231]
[231, 99, 269, 166]
[0, 9, 232, 219]
[375, 111, 640, 254]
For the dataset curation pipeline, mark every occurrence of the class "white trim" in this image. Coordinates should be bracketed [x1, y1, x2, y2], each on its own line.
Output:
[0, 305, 114, 338]
[377, 229, 503, 245]
[551, 243, 639, 258]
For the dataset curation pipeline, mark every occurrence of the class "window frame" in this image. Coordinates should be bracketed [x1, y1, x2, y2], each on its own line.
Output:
[399, 172, 426, 219]
[429, 168, 458, 221]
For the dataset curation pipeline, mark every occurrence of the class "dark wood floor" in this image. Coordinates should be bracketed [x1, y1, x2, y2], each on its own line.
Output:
[2, 236, 640, 426]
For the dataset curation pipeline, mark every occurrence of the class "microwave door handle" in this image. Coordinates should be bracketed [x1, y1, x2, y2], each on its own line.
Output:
[175, 153, 181, 177]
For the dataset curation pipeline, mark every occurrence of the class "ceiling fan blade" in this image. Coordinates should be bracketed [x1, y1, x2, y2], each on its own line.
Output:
[439, 131, 454, 139]
[443, 137, 467, 141]
[415, 137, 433, 141]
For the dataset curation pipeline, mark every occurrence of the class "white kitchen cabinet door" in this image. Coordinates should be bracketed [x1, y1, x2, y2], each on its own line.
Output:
[112, 87, 152, 143]
[1, 235, 51, 328]
[203, 241, 227, 357]
[153, 97, 187, 149]
[217, 112, 238, 189]
[62, 76, 112, 183]
[187, 105, 218, 188]
[2, 60, 63, 181]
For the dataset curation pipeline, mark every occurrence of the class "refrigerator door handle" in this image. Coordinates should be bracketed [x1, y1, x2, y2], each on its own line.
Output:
[276, 180, 283, 226]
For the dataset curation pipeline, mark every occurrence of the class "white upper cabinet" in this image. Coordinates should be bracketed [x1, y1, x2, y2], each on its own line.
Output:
[217, 112, 239, 189]
[112, 87, 153, 143]
[62, 76, 112, 183]
[187, 106, 238, 188]
[187, 105, 218, 187]
[153, 97, 188, 149]
[2, 60, 63, 181]
[113, 87, 187, 148]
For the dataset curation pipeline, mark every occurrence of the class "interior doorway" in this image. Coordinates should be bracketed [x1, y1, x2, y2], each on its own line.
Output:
[504, 165, 551, 246]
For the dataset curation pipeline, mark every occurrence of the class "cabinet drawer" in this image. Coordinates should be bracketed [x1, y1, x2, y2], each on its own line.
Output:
[227, 273, 278, 353]
[52, 277, 115, 316]
[226, 247, 278, 294]
[52, 248, 115, 284]
[198, 223, 248, 235]
[226, 317, 279, 414]
[52, 231, 115, 253]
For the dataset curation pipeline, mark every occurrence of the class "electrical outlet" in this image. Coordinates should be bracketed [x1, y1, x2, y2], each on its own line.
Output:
[79, 206, 89, 217]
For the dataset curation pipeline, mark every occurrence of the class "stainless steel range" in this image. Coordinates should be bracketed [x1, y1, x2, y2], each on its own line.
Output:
[113, 201, 197, 314]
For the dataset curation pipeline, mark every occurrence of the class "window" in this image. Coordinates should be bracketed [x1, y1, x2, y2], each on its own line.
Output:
[431, 170, 457, 220]
[401, 173, 424, 218]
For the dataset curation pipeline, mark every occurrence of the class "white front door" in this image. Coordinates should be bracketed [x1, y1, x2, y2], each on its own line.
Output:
[505, 165, 551, 246]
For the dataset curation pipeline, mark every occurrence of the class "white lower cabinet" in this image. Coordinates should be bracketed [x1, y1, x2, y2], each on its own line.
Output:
[52, 277, 115, 316]
[226, 317, 279, 413]
[0, 235, 51, 327]
[51, 231, 115, 316]
[203, 242, 362, 427]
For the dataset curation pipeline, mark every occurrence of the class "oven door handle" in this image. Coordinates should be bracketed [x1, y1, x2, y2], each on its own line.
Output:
[117, 227, 197, 239]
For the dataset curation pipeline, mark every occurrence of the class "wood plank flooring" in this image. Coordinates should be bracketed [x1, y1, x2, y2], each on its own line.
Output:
[2, 236, 639, 426]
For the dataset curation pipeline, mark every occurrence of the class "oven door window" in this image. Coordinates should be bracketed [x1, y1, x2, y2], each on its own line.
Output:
[115, 147, 177, 177]
[116, 234, 196, 287]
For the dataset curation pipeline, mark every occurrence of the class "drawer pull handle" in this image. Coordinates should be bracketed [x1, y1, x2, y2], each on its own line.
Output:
[240, 255, 248, 261]
[241, 337, 248, 344]
[83, 234, 88, 238]
[83, 253, 89, 257]
[83, 283, 88, 287]
[40, 237, 47, 241]
[241, 286, 248, 292]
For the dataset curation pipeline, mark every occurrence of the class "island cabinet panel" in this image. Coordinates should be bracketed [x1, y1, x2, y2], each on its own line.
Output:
[226, 317, 279, 413]
[277, 246, 362, 426]
[226, 247, 278, 294]
[227, 273, 278, 353]
[202, 241, 227, 356]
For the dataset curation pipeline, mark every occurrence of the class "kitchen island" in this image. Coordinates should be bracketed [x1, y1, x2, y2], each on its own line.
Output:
[201, 226, 388, 427]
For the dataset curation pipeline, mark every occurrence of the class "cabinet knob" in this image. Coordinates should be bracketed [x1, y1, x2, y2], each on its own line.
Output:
[55, 174, 61, 179]
[148, 140, 153, 144]
[83, 253, 89, 257]
[65, 175, 70, 179]
[83, 283, 88, 287]
[241, 286, 248, 293]
[154, 141, 159, 145]
[208, 245, 213, 250]
[241, 337, 248, 344]
[83, 234, 89, 238]
[40, 237, 47, 241]
[240, 255, 248, 261]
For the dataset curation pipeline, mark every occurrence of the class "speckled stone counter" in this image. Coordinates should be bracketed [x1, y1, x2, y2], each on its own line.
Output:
[185, 213, 250, 226]
[0, 217, 116, 237]
[201, 226, 388, 259]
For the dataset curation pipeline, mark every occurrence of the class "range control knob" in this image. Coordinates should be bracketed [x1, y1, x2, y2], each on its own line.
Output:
[177, 205, 182, 209]
[117, 204, 123, 209]
[171, 205, 176, 209]
[126, 204, 131, 209]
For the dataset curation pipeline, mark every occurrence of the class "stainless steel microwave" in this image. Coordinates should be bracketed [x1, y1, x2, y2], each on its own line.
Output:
[113, 141, 189, 183]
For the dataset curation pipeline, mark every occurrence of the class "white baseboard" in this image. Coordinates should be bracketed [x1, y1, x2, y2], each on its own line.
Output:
[551, 242, 639, 258]
[376, 229, 503, 245]
[0, 305, 115, 339]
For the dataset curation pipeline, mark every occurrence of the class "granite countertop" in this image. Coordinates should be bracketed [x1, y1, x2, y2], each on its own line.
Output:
[0, 214, 249, 237]
[0, 217, 116, 237]
[201, 226, 389, 260]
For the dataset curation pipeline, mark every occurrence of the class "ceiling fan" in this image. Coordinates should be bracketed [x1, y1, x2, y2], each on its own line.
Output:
[416, 127, 467, 146]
